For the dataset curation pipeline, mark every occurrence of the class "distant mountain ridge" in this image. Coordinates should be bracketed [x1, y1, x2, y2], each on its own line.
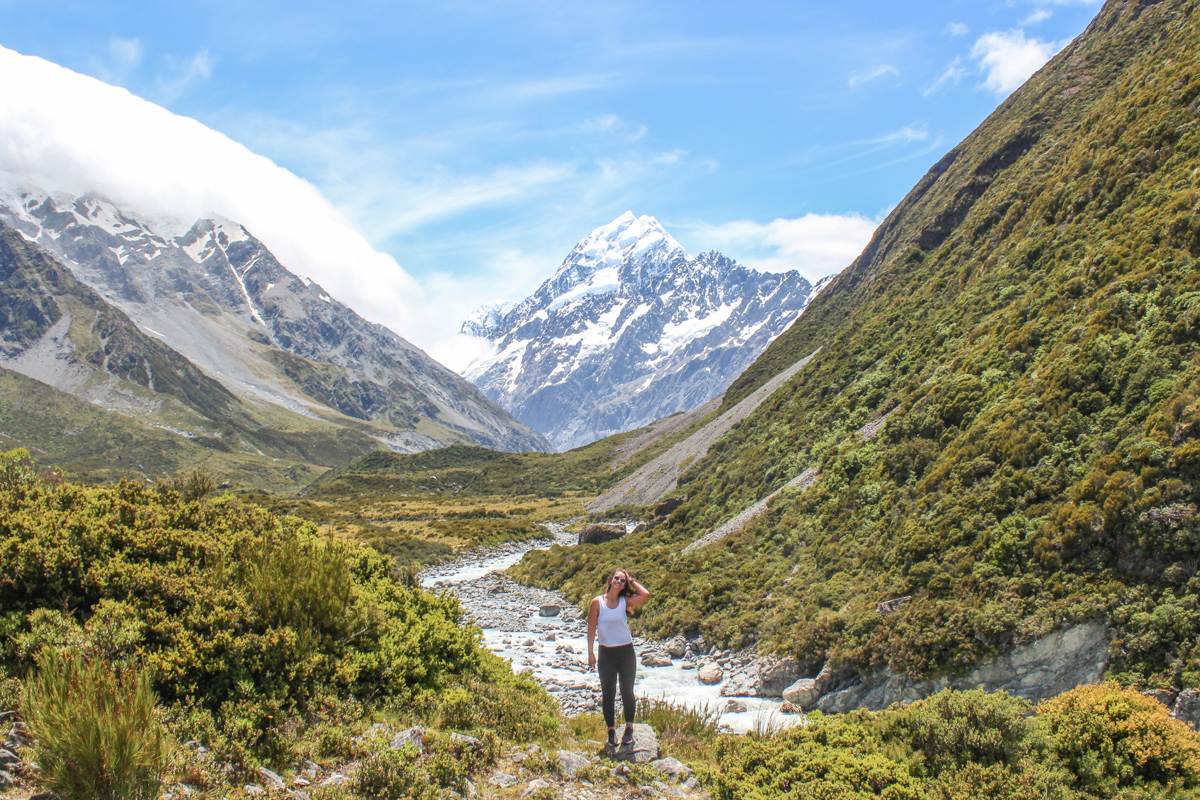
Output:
[0, 187, 548, 462]
[462, 211, 823, 450]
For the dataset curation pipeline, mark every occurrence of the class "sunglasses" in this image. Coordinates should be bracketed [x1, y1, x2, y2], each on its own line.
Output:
[612, 576, 627, 583]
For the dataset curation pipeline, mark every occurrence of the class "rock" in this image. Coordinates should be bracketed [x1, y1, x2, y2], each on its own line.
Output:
[653, 496, 684, 517]
[256, 767, 286, 790]
[557, 749, 590, 778]
[489, 771, 518, 787]
[319, 773, 348, 787]
[243, 785, 265, 796]
[0, 770, 14, 789]
[650, 757, 692, 781]
[782, 678, 821, 710]
[723, 699, 747, 713]
[521, 777, 552, 797]
[539, 604, 561, 617]
[1172, 689, 1200, 730]
[817, 621, 1110, 713]
[292, 777, 311, 787]
[758, 656, 803, 697]
[697, 663, 723, 684]
[0, 748, 18, 767]
[629, 522, 649, 535]
[1143, 688, 1178, 708]
[608, 723, 659, 764]
[578, 523, 627, 545]
[876, 595, 912, 614]
[390, 725, 428, 753]
[780, 701, 803, 714]
[665, 637, 688, 658]
[641, 651, 673, 667]
[450, 732, 482, 750]
[300, 761, 319, 780]
[0, 712, 14, 724]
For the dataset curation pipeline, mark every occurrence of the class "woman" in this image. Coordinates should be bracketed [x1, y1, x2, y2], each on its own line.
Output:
[587, 568, 650, 749]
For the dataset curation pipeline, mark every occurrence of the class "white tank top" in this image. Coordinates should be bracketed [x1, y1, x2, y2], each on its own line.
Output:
[596, 595, 633, 647]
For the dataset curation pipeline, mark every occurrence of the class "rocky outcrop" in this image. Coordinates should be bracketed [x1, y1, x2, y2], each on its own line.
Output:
[1172, 689, 1200, 730]
[578, 523, 627, 545]
[816, 621, 1109, 713]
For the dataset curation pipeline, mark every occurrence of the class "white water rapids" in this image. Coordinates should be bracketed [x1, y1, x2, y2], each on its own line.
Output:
[421, 524, 794, 733]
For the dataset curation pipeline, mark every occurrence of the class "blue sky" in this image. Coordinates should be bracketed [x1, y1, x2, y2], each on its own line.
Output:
[0, 0, 1101, 362]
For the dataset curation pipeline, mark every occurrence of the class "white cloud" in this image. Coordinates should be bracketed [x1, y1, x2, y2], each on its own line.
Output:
[923, 57, 967, 96]
[971, 30, 1061, 95]
[944, 22, 970, 37]
[848, 64, 899, 89]
[0, 45, 431, 348]
[1022, 9, 1053, 25]
[680, 213, 879, 281]
[156, 49, 214, 102]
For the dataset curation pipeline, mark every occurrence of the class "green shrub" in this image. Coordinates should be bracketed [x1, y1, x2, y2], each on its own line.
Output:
[22, 651, 166, 800]
[1038, 683, 1200, 795]
[886, 688, 1036, 774]
[353, 747, 438, 800]
[434, 653, 559, 742]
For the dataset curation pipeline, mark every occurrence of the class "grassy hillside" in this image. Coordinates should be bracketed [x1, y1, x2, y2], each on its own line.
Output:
[515, 0, 1200, 690]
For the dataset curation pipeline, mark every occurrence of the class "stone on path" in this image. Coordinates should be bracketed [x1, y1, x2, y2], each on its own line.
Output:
[607, 723, 659, 764]
[539, 604, 561, 617]
[697, 663, 723, 684]
[651, 756, 692, 781]
[557, 749, 590, 778]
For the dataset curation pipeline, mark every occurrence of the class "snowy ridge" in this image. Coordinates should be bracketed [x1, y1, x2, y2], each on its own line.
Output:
[0, 187, 549, 453]
[461, 212, 829, 450]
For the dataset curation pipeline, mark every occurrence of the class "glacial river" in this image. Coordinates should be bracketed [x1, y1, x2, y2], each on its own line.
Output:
[421, 524, 793, 733]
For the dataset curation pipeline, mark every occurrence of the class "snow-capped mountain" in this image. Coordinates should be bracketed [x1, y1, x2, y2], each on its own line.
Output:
[461, 211, 822, 450]
[0, 187, 548, 454]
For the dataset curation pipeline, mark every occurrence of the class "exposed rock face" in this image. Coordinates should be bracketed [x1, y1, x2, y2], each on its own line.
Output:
[463, 211, 821, 450]
[816, 621, 1109, 713]
[0, 189, 547, 454]
[1172, 689, 1200, 731]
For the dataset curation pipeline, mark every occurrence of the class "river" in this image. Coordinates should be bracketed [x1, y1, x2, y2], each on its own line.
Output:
[421, 523, 794, 733]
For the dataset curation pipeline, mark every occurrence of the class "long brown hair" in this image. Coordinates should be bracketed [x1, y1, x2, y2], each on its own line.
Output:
[604, 568, 635, 599]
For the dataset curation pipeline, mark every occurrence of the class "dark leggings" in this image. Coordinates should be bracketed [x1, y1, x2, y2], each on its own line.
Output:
[598, 643, 636, 728]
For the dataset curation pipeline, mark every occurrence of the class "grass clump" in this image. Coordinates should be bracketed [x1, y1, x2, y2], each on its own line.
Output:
[22, 651, 166, 800]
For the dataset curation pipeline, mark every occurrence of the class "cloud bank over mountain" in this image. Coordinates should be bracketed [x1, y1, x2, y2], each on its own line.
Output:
[0, 45, 432, 349]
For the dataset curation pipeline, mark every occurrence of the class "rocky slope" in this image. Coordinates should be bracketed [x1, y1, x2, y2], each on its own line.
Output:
[462, 212, 819, 450]
[516, 0, 1200, 701]
[0, 189, 547, 454]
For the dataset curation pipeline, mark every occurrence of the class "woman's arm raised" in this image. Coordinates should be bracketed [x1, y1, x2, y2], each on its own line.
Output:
[626, 578, 651, 611]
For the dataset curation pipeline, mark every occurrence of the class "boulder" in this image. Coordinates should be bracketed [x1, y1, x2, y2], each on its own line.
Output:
[650, 756, 692, 781]
[724, 699, 747, 713]
[489, 771, 518, 788]
[653, 496, 684, 517]
[557, 749, 590, 778]
[630, 522, 649, 535]
[320, 773, 349, 787]
[521, 777, 552, 797]
[697, 663, 723, 684]
[0, 748, 17, 767]
[780, 701, 804, 714]
[578, 523, 627, 545]
[243, 785, 265, 796]
[256, 767, 286, 790]
[538, 604, 561, 617]
[0, 771, 14, 790]
[641, 651, 673, 667]
[390, 726, 428, 753]
[782, 678, 820, 709]
[665, 637, 688, 658]
[758, 656, 803, 697]
[450, 732, 483, 750]
[608, 723, 659, 763]
[1143, 688, 1178, 708]
[1173, 689, 1200, 730]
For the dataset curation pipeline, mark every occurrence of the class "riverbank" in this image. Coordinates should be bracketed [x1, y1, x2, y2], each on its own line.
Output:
[422, 524, 798, 733]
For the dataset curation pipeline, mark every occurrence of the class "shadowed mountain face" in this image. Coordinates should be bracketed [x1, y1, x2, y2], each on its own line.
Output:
[463, 212, 822, 450]
[0, 190, 548, 454]
[514, 0, 1200, 693]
